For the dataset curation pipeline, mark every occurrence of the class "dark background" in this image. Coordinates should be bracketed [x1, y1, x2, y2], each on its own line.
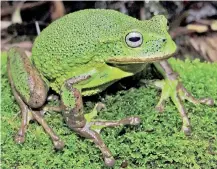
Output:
[1, 1, 217, 62]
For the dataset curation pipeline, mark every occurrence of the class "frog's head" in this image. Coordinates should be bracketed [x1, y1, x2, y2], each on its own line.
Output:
[106, 15, 177, 64]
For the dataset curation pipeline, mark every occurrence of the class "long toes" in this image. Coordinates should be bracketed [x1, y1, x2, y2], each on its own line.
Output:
[181, 126, 192, 136]
[122, 116, 141, 125]
[104, 156, 115, 167]
[200, 98, 214, 106]
[15, 135, 25, 144]
[53, 139, 65, 150]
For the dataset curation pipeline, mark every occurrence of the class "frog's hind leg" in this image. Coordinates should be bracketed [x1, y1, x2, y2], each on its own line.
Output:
[7, 47, 64, 149]
[8, 88, 64, 149]
[60, 76, 141, 167]
[7, 51, 32, 143]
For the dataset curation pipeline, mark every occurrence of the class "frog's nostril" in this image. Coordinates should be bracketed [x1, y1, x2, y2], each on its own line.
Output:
[162, 38, 167, 42]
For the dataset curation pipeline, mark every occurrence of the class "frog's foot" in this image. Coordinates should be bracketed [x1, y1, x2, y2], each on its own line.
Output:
[12, 92, 64, 149]
[75, 104, 141, 167]
[153, 79, 214, 136]
[15, 106, 64, 149]
[85, 102, 140, 132]
[31, 110, 65, 150]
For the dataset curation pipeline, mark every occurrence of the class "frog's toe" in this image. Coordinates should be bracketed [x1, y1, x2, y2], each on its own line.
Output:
[104, 156, 115, 167]
[119, 116, 141, 126]
[129, 116, 141, 125]
[96, 102, 106, 112]
[85, 103, 106, 122]
[15, 135, 25, 144]
[199, 98, 214, 106]
[155, 104, 164, 113]
[179, 85, 215, 106]
[53, 139, 65, 150]
[181, 126, 192, 136]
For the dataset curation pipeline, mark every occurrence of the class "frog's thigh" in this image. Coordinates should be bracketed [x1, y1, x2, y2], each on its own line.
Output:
[8, 47, 48, 108]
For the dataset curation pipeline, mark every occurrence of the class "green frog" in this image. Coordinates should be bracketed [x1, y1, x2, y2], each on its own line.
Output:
[7, 9, 214, 167]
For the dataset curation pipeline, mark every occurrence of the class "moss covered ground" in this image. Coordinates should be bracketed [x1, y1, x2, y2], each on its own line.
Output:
[1, 52, 217, 169]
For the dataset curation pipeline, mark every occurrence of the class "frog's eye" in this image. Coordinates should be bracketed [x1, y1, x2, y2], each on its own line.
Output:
[125, 32, 143, 48]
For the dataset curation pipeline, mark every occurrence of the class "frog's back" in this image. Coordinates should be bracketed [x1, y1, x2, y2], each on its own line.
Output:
[32, 9, 138, 82]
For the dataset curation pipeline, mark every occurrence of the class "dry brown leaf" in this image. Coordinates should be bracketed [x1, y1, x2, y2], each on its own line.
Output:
[1, 41, 33, 52]
[1, 21, 12, 30]
[170, 27, 195, 38]
[206, 34, 217, 49]
[50, 1, 65, 21]
[11, 1, 24, 24]
[195, 19, 217, 31]
[189, 34, 217, 62]
[211, 20, 217, 31]
[187, 24, 208, 33]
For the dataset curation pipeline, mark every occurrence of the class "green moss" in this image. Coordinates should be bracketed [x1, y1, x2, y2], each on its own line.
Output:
[1, 57, 217, 169]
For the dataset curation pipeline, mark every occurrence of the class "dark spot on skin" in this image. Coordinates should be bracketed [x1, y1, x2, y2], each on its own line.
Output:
[100, 73, 108, 78]
[162, 38, 166, 42]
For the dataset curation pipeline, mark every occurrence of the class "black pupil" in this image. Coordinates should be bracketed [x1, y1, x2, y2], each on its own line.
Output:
[129, 37, 140, 42]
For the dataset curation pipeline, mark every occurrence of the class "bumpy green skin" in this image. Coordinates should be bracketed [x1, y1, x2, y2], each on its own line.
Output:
[32, 9, 176, 93]
[8, 48, 30, 101]
[61, 85, 75, 108]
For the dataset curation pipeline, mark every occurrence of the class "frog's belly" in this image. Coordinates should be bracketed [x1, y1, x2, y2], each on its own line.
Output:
[51, 62, 147, 96]
[81, 81, 117, 96]
[79, 66, 133, 96]
[79, 63, 148, 96]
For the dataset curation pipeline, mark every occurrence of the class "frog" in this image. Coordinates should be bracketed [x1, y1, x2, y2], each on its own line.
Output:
[7, 9, 214, 167]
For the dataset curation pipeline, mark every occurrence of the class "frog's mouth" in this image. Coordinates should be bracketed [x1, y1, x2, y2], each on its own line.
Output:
[106, 53, 173, 64]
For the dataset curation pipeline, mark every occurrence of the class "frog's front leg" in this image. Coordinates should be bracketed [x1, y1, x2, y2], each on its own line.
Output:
[60, 76, 141, 167]
[153, 60, 214, 135]
[7, 47, 64, 149]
